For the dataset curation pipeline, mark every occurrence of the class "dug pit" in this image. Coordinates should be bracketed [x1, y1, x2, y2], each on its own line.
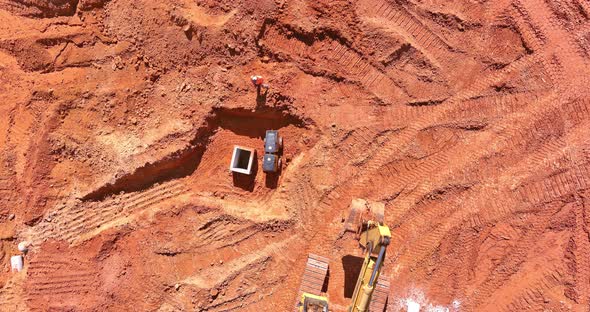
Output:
[229, 146, 255, 175]
[83, 106, 318, 207]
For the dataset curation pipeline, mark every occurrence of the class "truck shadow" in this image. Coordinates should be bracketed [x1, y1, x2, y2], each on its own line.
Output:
[265, 172, 279, 189]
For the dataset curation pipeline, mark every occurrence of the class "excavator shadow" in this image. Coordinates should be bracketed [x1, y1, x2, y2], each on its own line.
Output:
[341, 255, 364, 298]
[321, 266, 330, 293]
[265, 171, 279, 189]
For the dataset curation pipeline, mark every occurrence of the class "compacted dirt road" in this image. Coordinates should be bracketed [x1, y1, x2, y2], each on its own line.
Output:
[0, 0, 589, 311]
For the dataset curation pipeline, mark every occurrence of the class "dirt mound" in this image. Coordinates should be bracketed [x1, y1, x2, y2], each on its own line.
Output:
[0, 0, 589, 311]
[0, 0, 78, 17]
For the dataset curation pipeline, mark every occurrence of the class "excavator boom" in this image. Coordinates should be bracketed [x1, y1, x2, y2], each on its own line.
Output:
[348, 222, 391, 312]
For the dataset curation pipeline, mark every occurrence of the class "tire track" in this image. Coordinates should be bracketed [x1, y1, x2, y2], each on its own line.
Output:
[359, 0, 453, 62]
[6, 104, 36, 179]
[506, 4, 569, 90]
[484, 0, 514, 23]
[573, 202, 590, 306]
[377, 91, 552, 222]
[517, 0, 590, 63]
[123, 274, 185, 311]
[467, 206, 562, 310]
[182, 236, 294, 289]
[512, 0, 589, 88]
[195, 217, 259, 250]
[381, 95, 588, 270]
[27, 272, 96, 296]
[448, 53, 542, 102]
[25, 256, 98, 300]
[65, 181, 189, 243]
[357, 0, 482, 86]
[497, 267, 565, 311]
[517, 164, 589, 205]
[338, 126, 380, 164]
[294, 175, 322, 231]
[320, 52, 542, 220]
[28, 180, 190, 245]
[0, 280, 17, 309]
[26, 258, 70, 274]
[423, 125, 579, 229]
[261, 26, 409, 103]
[378, 126, 460, 184]
[562, 98, 590, 127]
[143, 277, 186, 311]
[442, 91, 548, 122]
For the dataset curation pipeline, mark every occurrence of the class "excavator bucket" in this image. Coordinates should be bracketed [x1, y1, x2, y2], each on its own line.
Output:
[344, 199, 385, 235]
[294, 254, 329, 311]
[368, 278, 390, 312]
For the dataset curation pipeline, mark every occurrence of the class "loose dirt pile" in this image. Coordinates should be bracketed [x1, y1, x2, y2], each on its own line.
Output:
[0, 0, 589, 311]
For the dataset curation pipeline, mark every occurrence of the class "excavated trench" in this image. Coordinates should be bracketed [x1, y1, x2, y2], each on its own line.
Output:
[82, 106, 311, 202]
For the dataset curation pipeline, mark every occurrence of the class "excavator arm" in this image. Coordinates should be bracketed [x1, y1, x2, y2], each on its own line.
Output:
[348, 221, 391, 312]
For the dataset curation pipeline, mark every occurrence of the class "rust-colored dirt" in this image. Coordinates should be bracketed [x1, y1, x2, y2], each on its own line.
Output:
[1, 0, 590, 311]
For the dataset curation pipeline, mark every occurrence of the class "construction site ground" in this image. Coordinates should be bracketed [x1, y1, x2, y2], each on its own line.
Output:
[1, 0, 590, 311]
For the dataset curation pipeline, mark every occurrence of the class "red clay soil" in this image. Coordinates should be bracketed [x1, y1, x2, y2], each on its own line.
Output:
[0, 0, 590, 311]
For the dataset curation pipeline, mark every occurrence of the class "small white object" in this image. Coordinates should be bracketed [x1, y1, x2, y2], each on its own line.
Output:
[17, 241, 29, 253]
[11, 255, 23, 272]
[229, 146, 255, 175]
[407, 300, 421, 312]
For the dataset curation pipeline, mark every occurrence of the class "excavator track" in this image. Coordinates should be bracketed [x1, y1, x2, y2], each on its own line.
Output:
[294, 254, 329, 311]
[368, 278, 390, 312]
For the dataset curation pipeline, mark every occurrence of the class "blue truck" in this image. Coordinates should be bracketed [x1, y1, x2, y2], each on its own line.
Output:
[262, 130, 283, 173]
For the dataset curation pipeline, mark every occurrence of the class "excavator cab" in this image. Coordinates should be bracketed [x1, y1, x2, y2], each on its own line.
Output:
[299, 293, 329, 312]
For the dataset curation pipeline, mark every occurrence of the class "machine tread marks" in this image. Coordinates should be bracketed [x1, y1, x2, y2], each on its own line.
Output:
[29, 180, 189, 245]
[573, 203, 590, 305]
[516, 0, 590, 66]
[497, 267, 565, 312]
[443, 91, 548, 122]
[261, 27, 407, 104]
[339, 127, 381, 165]
[510, 1, 588, 89]
[25, 260, 97, 298]
[320, 52, 543, 213]
[359, 0, 485, 87]
[290, 175, 323, 227]
[367, 0, 452, 59]
[63, 181, 188, 242]
[0, 281, 17, 308]
[293, 254, 329, 312]
[562, 98, 590, 126]
[380, 96, 581, 268]
[369, 278, 390, 312]
[335, 54, 543, 206]
[469, 206, 559, 310]
[517, 164, 589, 205]
[196, 218, 259, 250]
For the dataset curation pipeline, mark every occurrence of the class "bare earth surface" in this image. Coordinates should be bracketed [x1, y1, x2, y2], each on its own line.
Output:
[0, 0, 590, 311]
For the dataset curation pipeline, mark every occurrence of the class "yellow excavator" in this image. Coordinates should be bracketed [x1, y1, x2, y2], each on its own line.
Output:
[296, 253, 330, 312]
[347, 220, 391, 312]
[296, 199, 391, 312]
[299, 293, 330, 312]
